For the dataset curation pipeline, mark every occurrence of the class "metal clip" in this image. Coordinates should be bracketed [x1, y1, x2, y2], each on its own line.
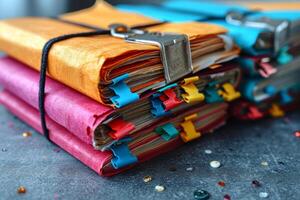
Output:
[109, 138, 138, 169]
[218, 83, 241, 102]
[180, 114, 201, 143]
[180, 76, 205, 103]
[110, 24, 193, 83]
[226, 11, 290, 54]
[155, 123, 179, 141]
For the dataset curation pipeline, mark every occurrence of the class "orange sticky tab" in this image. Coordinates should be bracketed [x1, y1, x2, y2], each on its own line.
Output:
[180, 114, 201, 143]
[218, 83, 241, 102]
[180, 76, 205, 103]
[269, 103, 285, 118]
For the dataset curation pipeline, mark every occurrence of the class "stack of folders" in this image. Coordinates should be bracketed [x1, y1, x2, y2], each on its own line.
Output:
[118, 0, 300, 120]
[0, 2, 242, 176]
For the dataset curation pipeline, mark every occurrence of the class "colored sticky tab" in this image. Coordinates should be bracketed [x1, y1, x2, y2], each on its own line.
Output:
[280, 89, 293, 104]
[269, 103, 285, 118]
[110, 138, 138, 169]
[108, 118, 136, 140]
[258, 62, 277, 78]
[155, 123, 179, 141]
[277, 46, 293, 65]
[109, 74, 139, 108]
[205, 87, 223, 103]
[150, 95, 171, 117]
[159, 89, 182, 110]
[151, 84, 181, 117]
[218, 83, 241, 102]
[264, 85, 277, 96]
[247, 106, 264, 120]
[180, 114, 201, 143]
[180, 76, 205, 103]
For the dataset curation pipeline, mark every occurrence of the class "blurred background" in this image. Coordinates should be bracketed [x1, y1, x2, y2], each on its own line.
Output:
[0, 0, 165, 19]
[0, 0, 299, 19]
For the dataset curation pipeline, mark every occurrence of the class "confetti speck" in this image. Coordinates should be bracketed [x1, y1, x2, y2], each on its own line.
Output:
[252, 180, 261, 187]
[22, 132, 32, 137]
[218, 181, 225, 187]
[224, 194, 231, 200]
[294, 131, 300, 138]
[186, 167, 194, 172]
[143, 175, 152, 183]
[17, 186, 26, 194]
[261, 161, 268, 166]
[259, 192, 269, 198]
[155, 185, 165, 192]
[194, 189, 210, 200]
[204, 149, 212, 154]
[210, 160, 221, 168]
[169, 166, 177, 172]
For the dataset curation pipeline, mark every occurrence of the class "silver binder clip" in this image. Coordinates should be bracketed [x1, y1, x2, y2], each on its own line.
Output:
[109, 24, 193, 84]
[226, 11, 290, 54]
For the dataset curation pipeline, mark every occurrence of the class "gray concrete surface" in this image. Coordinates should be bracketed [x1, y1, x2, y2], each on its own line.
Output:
[0, 104, 299, 200]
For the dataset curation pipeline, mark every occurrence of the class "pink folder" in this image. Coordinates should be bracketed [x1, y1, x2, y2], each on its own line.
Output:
[0, 90, 227, 176]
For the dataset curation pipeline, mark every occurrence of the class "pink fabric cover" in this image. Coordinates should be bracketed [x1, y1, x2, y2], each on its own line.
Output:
[0, 90, 113, 175]
[0, 89, 228, 176]
[0, 90, 184, 176]
[0, 57, 112, 144]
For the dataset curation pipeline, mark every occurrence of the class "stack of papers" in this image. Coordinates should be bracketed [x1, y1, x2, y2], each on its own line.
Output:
[118, 0, 300, 120]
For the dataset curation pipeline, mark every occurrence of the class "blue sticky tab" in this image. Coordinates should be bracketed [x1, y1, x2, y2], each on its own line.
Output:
[109, 74, 139, 108]
[158, 83, 177, 93]
[277, 46, 293, 65]
[280, 89, 293, 104]
[150, 85, 176, 118]
[264, 85, 277, 96]
[205, 87, 223, 103]
[110, 138, 138, 169]
[155, 123, 179, 141]
[238, 57, 257, 77]
[242, 79, 259, 102]
[150, 96, 170, 118]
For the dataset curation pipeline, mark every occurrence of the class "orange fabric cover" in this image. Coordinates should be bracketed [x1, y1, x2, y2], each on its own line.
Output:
[241, 2, 300, 11]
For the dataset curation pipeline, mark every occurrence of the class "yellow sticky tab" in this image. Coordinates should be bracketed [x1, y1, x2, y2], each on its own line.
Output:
[218, 83, 241, 102]
[180, 76, 205, 103]
[180, 114, 201, 143]
[269, 103, 285, 117]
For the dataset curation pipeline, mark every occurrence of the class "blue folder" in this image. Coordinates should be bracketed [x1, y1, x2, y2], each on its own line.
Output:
[117, 1, 300, 104]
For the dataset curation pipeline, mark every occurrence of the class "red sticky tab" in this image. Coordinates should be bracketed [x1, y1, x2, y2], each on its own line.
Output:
[108, 118, 135, 140]
[232, 102, 264, 120]
[159, 89, 182, 111]
[258, 62, 277, 78]
[247, 106, 264, 120]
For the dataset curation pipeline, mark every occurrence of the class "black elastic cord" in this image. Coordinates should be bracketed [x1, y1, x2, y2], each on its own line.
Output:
[39, 29, 110, 140]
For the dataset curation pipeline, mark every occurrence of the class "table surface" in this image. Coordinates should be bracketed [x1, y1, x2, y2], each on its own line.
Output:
[0, 103, 299, 200]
